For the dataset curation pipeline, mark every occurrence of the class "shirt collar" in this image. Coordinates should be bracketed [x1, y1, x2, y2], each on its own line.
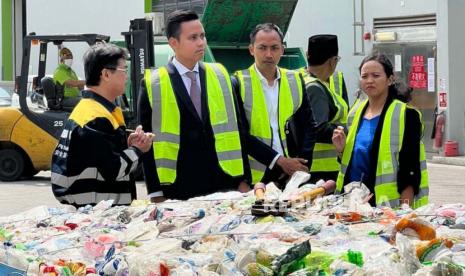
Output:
[254, 64, 280, 84]
[172, 57, 199, 76]
[82, 90, 116, 112]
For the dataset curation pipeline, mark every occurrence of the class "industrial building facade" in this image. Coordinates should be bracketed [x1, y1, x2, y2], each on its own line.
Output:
[2, 0, 464, 155]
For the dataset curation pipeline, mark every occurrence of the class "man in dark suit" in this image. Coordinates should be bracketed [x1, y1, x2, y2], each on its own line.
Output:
[138, 10, 250, 202]
[232, 23, 317, 187]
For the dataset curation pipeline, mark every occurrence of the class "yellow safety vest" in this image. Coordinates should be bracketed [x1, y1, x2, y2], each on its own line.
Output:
[329, 71, 345, 98]
[336, 99, 429, 208]
[301, 71, 348, 173]
[299, 69, 344, 97]
[145, 63, 244, 184]
[347, 90, 368, 128]
[236, 65, 303, 183]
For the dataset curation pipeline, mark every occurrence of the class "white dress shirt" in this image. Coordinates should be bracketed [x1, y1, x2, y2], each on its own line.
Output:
[172, 57, 201, 95]
[254, 64, 283, 169]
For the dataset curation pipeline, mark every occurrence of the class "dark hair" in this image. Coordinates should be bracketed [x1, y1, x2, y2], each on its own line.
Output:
[250, 23, 284, 44]
[59, 47, 72, 58]
[165, 9, 199, 39]
[359, 53, 412, 103]
[83, 43, 128, 86]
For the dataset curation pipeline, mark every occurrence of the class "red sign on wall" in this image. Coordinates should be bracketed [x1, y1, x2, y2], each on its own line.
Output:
[409, 55, 427, 89]
[439, 91, 447, 108]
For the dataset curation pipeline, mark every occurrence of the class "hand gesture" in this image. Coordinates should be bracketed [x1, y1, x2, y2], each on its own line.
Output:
[151, 196, 166, 203]
[332, 126, 346, 154]
[127, 125, 155, 153]
[277, 156, 308, 176]
[237, 181, 251, 193]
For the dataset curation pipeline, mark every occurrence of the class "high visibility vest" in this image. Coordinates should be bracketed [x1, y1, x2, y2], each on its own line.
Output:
[299, 68, 344, 97]
[336, 99, 429, 208]
[236, 65, 303, 183]
[348, 90, 368, 128]
[302, 73, 348, 173]
[329, 71, 344, 98]
[145, 62, 244, 184]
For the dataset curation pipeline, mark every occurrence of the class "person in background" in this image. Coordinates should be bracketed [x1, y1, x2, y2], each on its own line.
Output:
[332, 53, 429, 208]
[138, 10, 250, 202]
[304, 34, 349, 183]
[233, 23, 317, 186]
[53, 47, 86, 108]
[51, 43, 153, 207]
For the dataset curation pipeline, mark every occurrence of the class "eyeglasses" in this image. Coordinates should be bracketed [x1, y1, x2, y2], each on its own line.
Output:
[334, 56, 341, 62]
[106, 67, 128, 73]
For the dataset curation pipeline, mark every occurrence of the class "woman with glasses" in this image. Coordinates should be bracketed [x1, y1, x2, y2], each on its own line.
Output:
[332, 53, 428, 208]
[302, 34, 349, 184]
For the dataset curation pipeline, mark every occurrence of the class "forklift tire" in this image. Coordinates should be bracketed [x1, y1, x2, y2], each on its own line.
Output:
[0, 149, 25, 181]
[23, 157, 39, 178]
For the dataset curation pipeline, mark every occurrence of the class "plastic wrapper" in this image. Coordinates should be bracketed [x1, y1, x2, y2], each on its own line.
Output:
[396, 233, 422, 274]
[395, 214, 436, 241]
[3, 189, 465, 275]
[263, 183, 282, 202]
[280, 171, 311, 201]
[363, 247, 406, 275]
[245, 262, 273, 276]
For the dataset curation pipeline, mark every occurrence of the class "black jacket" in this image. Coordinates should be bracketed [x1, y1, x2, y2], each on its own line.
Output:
[51, 91, 140, 207]
[231, 71, 317, 183]
[343, 95, 422, 205]
[138, 62, 250, 199]
[306, 75, 349, 143]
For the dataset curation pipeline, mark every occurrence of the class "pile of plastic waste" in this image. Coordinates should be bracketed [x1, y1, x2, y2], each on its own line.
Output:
[1, 172, 465, 275]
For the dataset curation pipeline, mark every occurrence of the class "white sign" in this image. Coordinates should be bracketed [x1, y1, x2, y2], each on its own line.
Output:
[394, 55, 402, 72]
[439, 78, 447, 91]
[427, 58, 435, 92]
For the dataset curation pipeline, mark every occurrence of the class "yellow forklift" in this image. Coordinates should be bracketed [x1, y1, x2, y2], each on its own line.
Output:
[0, 34, 110, 181]
[0, 16, 156, 181]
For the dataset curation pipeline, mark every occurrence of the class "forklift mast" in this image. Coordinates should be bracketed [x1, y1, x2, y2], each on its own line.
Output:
[122, 18, 155, 126]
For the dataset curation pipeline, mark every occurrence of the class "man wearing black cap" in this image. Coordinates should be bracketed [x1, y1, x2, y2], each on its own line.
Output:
[232, 23, 317, 187]
[304, 34, 349, 183]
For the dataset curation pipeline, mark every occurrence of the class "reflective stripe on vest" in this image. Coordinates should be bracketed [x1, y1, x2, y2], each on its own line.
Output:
[146, 63, 244, 184]
[329, 71, 344, 98]
[336, 100, 429, 208]
[236, 65, 303, 183]
[304, 75, 348, 173]
[348, 92, 368, 128]
[300, 68, 345, 101]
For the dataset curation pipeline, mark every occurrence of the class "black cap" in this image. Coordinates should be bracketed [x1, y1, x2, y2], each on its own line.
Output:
[307, 34, 338, 66]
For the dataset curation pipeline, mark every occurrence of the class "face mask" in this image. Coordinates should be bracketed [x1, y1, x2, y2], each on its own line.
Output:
[64, 59, 73, 67]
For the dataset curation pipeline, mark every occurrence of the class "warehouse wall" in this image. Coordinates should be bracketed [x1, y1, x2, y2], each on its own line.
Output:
[286, 0, 437, 104]
[437, 1, 465, 154]
[26, 0, 144, 78]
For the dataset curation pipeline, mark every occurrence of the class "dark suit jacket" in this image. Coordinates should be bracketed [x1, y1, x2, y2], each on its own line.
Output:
[231, 72, 317, 184]
[138, 62, 250, 200]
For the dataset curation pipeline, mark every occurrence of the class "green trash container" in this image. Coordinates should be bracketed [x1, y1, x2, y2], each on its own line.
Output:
[201, 0, 306, 73]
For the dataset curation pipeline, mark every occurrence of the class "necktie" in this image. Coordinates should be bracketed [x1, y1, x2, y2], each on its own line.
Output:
[185, 71, 201, 117]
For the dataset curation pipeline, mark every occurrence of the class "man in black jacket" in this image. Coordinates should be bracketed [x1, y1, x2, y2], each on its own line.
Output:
[304, 35, 349, 183]
[138, 10, 250, 202]
[51, 44, 153, 207]
[232, 23, 317, 186]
